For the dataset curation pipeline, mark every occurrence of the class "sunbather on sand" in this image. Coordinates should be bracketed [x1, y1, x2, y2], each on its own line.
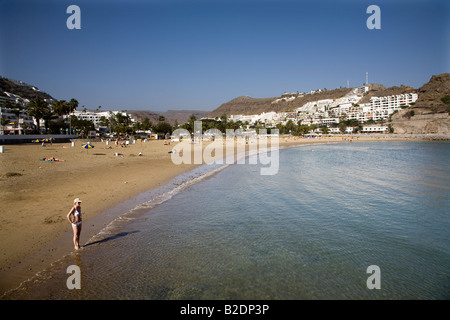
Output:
[40, 157, 65, 162]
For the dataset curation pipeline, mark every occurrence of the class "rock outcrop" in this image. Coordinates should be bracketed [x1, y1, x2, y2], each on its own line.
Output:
[391, 73, 450, 134]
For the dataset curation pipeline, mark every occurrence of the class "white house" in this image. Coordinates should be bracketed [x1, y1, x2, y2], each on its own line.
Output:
[69, 110, 135, 126]
[361, 125, 389, 133]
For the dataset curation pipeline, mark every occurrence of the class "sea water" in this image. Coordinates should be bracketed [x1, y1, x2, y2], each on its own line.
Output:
[3, 141, 450, 299]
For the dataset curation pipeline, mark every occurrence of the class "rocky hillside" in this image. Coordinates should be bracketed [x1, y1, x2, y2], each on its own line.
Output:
[0, 76, 54, 101]
[209, 87, 351, 117]
[209, 96, 276, 118]
[391, 73, 450, 134]
[411, 73, 450, 115]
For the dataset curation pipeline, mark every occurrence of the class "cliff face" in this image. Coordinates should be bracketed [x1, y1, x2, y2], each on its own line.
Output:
[391, 73, 450, 134]
[391, 113, 450, 134]
[412, 73, 450, 115]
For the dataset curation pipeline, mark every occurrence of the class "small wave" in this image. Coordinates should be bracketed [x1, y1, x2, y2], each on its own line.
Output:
[136, 164, 230, 211]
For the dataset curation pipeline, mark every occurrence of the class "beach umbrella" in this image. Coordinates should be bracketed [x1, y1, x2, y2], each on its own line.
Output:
[81, 143, 94, 153]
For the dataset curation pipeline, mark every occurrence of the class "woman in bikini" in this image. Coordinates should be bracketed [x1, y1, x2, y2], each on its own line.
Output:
[67, 198, 83, 250]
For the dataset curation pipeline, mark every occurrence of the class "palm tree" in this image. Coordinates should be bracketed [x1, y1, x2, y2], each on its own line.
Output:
[68, 99, 79, 114]
[1, 115, 7, 135]
[52, 100, 68, 118]
[27, 98, 50, 133]
[42, 107, 56, 133]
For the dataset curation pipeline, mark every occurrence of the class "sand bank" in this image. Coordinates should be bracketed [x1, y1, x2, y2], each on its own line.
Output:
[0, 134, 447, 295]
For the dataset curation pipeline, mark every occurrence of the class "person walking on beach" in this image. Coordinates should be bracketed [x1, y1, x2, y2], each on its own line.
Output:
[67, 198, 83, 250]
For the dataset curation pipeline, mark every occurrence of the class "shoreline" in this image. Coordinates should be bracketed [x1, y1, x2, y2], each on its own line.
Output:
[0, 133, 448, 296]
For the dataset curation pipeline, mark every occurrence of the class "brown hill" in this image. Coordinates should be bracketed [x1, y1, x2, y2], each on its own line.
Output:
[358, 84, 417, 104]
[209, 87, 351, 117]
[411, 73, 450, 114]
[209, 96, 276, 118]
[391, 73, 450, 134]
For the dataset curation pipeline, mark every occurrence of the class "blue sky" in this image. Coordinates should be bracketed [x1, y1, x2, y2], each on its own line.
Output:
[0, 0, 448, 111]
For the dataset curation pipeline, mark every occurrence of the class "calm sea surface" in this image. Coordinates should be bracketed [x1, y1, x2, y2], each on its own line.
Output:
[4, 141, 450, 299]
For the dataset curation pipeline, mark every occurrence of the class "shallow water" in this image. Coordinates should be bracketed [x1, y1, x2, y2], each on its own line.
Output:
[3, 141, 450, 299]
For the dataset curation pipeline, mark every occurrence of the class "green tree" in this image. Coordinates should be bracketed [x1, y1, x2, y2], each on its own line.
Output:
[52, 100, 68, 117]
[153, 121, 172, 135]
[68, 99, 79, 114]
[26, 98, 51, 133]
[441, 94, 450, 114]
[181, 114, 198, 133]
[320, 125, 329, 134]
[110, 112, 132, 135]
[141, 117, 153, 131]
[285, 120, 295, 134]
[338, 122, 347, 134]
[68, 115, 95, 134]
[1, 115, 7, 134]
[98, 116, 110, 127]
[297, 125, 311, 135]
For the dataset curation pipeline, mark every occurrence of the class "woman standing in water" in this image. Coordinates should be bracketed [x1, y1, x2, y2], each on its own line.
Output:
[67, 198, 83, 250]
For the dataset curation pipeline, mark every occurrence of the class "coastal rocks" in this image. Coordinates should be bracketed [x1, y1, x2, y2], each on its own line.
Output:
[390, 73, 450, 134]
[412, 73, 450, 115]
[391, 112, 450, 134]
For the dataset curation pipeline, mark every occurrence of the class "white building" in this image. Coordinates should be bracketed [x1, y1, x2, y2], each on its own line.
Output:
[361, 125, 389, 133]
[227, 90, 418, 132]
[369, 93, 418, 112]
[0, 106, 35, 135]
[69, 110, 134, 126]
[258, 111, 277, 124]
[296, 99, 333, 114]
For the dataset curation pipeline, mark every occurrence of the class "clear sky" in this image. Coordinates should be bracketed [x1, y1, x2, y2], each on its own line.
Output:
[0, 0, 448, 111]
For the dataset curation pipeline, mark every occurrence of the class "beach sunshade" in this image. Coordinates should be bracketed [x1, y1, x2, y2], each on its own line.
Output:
[81, 143, 94, 149]
[81, 143, 94, 153]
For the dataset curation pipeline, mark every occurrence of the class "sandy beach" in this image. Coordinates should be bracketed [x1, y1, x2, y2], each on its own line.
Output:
[0, 133, 448, 295]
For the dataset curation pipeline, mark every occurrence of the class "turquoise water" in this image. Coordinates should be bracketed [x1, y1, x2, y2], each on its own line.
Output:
[4, 141, 450, 299]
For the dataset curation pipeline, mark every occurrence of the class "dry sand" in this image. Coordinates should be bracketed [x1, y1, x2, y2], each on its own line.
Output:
[0, 134, 445, 295]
